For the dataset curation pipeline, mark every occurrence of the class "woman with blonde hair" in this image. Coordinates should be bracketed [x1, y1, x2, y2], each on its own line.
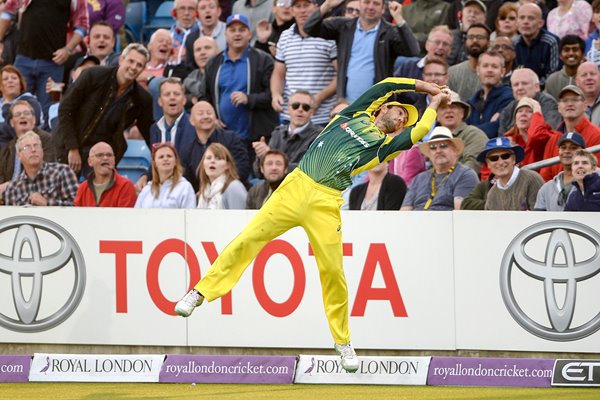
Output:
[135, 142, 196, 208]
[197, 143, 247, 209]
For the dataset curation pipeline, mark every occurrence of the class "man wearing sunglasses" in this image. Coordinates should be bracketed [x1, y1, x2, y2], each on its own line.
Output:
[401, 126, 478, 211]
[477, 137, 543, 210]
[175, 77, 450, 373]
[252, 90, 321, 178]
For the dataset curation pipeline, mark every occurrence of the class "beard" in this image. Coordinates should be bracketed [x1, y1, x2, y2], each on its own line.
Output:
[467, 44, 486, 58]
[379, 114, 401, 134]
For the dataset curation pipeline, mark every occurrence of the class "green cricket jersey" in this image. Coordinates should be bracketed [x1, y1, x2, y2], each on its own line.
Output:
[298, 77, 437, 191]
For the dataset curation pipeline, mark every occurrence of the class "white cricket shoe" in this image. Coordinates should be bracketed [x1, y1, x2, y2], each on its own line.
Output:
[334, 342, 359, 373]
[175, 289, 204, 317]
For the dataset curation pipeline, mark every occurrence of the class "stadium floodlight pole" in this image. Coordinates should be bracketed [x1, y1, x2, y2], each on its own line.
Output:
[522, 144, 600, 171]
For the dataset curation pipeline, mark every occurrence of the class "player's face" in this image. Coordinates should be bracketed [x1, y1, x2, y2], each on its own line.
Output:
[203, 149, 229, 181]
[378, 105, 408, 134]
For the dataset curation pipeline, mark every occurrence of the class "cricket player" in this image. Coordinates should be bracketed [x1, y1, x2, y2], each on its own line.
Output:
[175, 78, 451, 372]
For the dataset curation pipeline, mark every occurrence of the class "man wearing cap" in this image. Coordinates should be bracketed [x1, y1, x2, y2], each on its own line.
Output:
[447, 0, 487, 66]
[175, 77, 450, 374]
[465, 50, 514, 138]
[401, 126, 479, 210]
[448, 23, 489, 103]
[437, 90, 487, 174]
[532, 85, 600, 181]
[304, 0, 420, 102]
[576, 61, 600, 126]
[535, 132, 585, 211]
[270, 0, 338, 125]
[200, 14, 279, 156]
[478, 137, 544, 210]
[231, 0, 274, 43]
[514, 3, 560, 88]
[498, 68, 560, 135]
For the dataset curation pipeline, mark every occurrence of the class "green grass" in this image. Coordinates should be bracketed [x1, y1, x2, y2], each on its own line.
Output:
[0, 383, 597, 400]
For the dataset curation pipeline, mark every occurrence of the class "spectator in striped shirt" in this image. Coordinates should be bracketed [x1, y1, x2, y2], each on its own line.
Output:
[270, 0, 337, 125]
[2, 130, 78, 206]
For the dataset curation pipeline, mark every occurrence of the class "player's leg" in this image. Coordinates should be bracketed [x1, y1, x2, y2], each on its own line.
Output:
[302, 192, 359, 372]
[175, 170, 304, 316]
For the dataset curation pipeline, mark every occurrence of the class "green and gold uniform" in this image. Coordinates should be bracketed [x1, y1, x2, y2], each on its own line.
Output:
[195, 78, 436, 345]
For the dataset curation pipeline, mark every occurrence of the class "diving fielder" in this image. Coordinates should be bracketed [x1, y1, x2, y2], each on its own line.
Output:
[175, 78, 451, 372]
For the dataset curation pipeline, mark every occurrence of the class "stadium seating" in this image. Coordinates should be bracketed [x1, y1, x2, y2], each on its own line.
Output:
[140, 1, 176, 43]
[117, 139, 152, 183]
[124, 1, 147, 44]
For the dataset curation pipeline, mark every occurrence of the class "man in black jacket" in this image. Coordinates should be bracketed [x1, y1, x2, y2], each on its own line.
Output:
[199, 14, 279, 154]
[304, 0, 419, 101]
[56, 43, 153, 176]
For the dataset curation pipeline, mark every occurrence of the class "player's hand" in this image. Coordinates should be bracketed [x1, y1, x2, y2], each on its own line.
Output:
[252, 136, 270, 158]
[68, 148, 82, 173]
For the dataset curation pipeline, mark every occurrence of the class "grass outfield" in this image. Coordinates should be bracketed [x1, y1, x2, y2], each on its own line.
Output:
[0, 383, 597, 400]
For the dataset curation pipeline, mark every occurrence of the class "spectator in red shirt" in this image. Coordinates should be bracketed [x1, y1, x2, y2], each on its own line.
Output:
[530, 85, 600, 180]
[74, 141, 137, 207]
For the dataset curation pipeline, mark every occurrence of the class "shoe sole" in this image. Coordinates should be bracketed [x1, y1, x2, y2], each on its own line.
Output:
[174, 307, 193, 317]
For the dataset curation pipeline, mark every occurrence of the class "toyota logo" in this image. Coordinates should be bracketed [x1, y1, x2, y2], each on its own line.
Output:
[0, 216, 86, 332]
[500, 220, 600, 341]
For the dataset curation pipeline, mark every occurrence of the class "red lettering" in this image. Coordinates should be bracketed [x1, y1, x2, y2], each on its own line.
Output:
[253, 240, 305, 317]
[351, 243, 407, 317]
[147, 239, 200, 315]
[201, 242, 232, 314]
[99, 241, 143, 313]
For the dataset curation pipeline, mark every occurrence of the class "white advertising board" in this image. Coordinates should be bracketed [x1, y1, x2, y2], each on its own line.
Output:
[29, 353, 164, 382]
[0, 208, 455, 350]
[454, 212, 600, 353]
[294, 354, 430, 385]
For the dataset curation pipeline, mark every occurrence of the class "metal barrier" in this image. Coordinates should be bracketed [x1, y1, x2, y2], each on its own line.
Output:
[522, 144, 600, 171]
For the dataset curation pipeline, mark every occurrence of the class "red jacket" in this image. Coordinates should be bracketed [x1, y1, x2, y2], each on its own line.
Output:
[531, 115, 600, 181]
[75, 171, 137, 207]
[479, 114, 551, 180]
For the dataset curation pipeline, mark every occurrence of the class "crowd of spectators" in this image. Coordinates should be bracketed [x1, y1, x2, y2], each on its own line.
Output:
[0, 0, 599, 211]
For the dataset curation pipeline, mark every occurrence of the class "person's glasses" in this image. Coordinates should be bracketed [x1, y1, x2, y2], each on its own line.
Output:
[487, 153, 513, 162]
[290, 102, 311, 112]
[276, 0, 292, 7]
[345, 6, 360, 15]
[12, 110, 33, 118]
[152, 141, 176, 153]
[466, 34, 489, 41]
[499, 15, 517, 21]
[20, 142, 42, 152]
[93, 152, 114, 159]
[492, 44, 514, 51]
[427, 39, 451, 48]
[429, 142, 449, 150]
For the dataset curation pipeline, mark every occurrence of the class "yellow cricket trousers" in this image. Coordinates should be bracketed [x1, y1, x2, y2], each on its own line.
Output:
[195, 168, 351, 345]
